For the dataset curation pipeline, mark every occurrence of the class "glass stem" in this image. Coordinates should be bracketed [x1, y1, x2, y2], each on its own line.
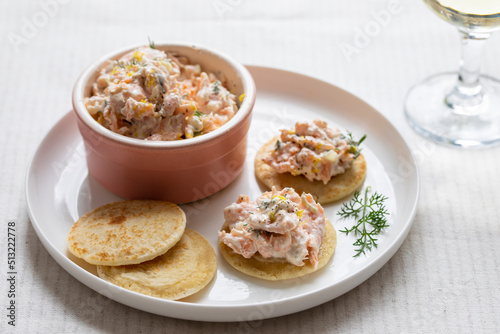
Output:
[445, 31, 491, 114]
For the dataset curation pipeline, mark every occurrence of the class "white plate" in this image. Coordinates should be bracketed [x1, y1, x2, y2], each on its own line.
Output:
[26, 66, 419, 322]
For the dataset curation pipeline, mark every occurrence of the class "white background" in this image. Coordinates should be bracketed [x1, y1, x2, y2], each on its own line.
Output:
[1, 0, 499, 333]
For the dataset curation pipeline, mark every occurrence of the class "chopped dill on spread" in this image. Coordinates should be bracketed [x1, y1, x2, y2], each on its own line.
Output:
[129, 58, 146, 67]
[194, 110, 204, 117]
[115, 60, 126, 68]
[248, 227, 262, 237]
[258, 200, 271, 209]
[338, 186, 389, 257]
[341, 132, 367, 159]
[275, 139, 281, 151]
[213, 80, 220, 94]
[148, 36, 156, 49]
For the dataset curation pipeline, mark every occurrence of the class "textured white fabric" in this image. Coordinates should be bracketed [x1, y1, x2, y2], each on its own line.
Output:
[1, 0, 500, 333]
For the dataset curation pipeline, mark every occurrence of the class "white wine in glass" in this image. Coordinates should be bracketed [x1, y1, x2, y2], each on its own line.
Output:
[427, 0, 500, 32]
[404, 0, 500, 148]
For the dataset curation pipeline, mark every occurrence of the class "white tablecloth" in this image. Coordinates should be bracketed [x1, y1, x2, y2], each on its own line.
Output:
[1, 0, 499, 333]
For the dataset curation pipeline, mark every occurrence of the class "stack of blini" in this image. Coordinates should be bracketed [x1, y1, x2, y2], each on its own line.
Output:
[67, 200, 216, 300]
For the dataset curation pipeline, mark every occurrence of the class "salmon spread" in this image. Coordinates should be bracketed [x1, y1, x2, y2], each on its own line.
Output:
[263, 120, 365, 184]
[85, 46, 238, 140]
[219, 187, 327, 268]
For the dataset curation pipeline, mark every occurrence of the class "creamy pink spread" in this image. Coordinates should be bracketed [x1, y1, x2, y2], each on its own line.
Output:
[85, 46, 238, 140]
[219, 187, 327, 268]
[263, 119, 363, 184]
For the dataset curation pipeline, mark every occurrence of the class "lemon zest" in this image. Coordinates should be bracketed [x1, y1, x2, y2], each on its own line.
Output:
[269, 211, 275, 221]
[147, 76, 154, 87]
[271, 195, 287, 202]
[299, 218, 309, 226]
[132, 50, 143, 62]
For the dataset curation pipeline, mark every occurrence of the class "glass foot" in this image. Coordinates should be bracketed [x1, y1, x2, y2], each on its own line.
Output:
[404, 72, 500, 148]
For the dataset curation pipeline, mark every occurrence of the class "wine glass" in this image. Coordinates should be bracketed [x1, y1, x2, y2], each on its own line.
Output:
[404, 0, 500, 148]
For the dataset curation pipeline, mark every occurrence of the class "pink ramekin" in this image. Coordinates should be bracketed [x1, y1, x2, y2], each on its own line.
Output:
[72, 42, 256, 204]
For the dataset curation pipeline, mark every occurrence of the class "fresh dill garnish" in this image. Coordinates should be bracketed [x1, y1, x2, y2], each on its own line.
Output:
[248, 227, 261, 237]
[148, 36, 156, 49]
[193, 130, 203, 137]
[129, 58, 144, 66]
[338, 186, 389, 257]
[341, 132, 366, 159]
[194, 110, 204, 117]
[275, 139, 281, 151]
[257, 200, 270, 209]
[115, 60, 126, 68]
[213, 80, 220, 94]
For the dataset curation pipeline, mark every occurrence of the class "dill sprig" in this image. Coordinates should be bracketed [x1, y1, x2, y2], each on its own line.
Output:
[115, 60, 126, 68]
[275, 139, 281, 151]
[338, 186, 389, 257]
[129, 58, 146, 67]
[213, 80, 220, 94]
[341, 132, 366, 159]
[148, 36, 156, 49]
